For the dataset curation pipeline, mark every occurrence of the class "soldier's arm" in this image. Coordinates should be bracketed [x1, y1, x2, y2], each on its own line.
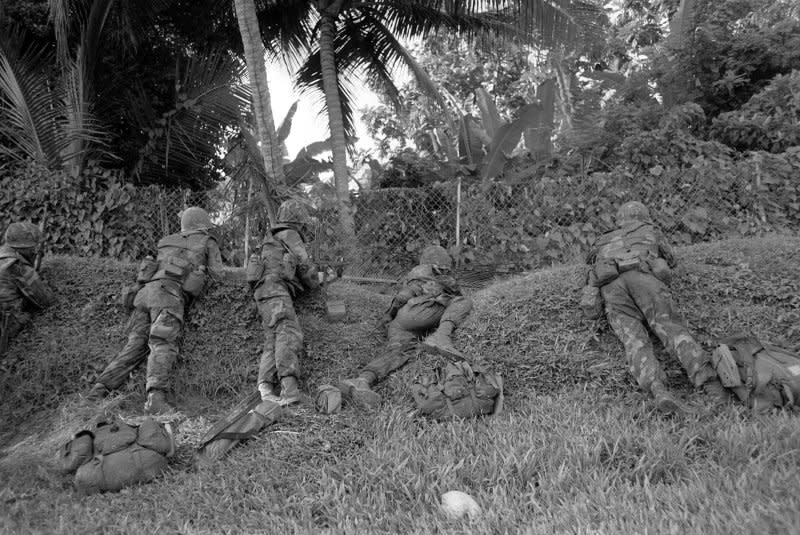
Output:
[281, 230, 320, 291]
[657, 233, 677, 268]
[14, 263, 53, 309]
[205, 238, 225, 284]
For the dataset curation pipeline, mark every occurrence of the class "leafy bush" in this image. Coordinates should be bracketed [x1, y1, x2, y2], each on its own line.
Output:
[711, 70, 800, 153]
[0, 161, 160, 260]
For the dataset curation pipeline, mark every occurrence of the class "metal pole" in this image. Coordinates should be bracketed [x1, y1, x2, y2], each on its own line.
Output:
[455, 177, 462, 266]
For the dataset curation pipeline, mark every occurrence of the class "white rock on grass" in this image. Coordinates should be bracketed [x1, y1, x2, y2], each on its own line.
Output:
[440, 490, 482, 520]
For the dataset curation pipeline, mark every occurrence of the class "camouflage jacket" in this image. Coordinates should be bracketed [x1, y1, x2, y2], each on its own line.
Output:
[586, 222, 676, 268]
[0, 245, 53, 311]
[151, 230, 223, 285]
[252, 225, 319, 300]
[386, 264, 462, 318]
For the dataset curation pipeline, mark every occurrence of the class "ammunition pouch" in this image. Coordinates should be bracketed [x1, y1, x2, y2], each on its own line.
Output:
[593, 260, 619, 286]
[246, 255, 265, 283]
[182, 267, 205, 297]
[411, 361, 503, 420]
[645, 256, 672, 284]
[136, 257, 158, 283]
[164, 256, 190, 279]
[315, 384, 342, 415]
[580, 285, 604, 320]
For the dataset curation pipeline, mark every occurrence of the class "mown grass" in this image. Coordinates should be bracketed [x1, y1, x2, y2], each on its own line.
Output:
[2, 235, 800, 534]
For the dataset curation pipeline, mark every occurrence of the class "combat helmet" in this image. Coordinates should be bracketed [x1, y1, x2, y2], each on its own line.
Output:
[180, 207, 213, 232]
[4, 222, 42, 248]
[277, 199, 310, 225]
[616, 201, 650, 226]
[419, 245, 453, 270]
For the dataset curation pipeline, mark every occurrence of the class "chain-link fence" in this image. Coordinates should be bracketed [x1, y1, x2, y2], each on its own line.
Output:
[116, 147, 800, 281]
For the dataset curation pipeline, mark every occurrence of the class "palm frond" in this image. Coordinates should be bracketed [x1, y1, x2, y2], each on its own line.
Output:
[295, 50, 357, 139]
[0, 32, 62, 166]
[257, 0, 316, 67]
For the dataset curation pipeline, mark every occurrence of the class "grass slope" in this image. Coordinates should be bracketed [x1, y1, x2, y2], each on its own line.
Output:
[2, 235, 800, 534]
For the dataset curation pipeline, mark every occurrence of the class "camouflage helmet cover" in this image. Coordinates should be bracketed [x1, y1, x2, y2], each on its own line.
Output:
[616, 201, 650, 225]
[180, 207, 213, 232]
[4, 222, 42, 248]
[277, 199, 310, 225]
[419, 245, 453, 270]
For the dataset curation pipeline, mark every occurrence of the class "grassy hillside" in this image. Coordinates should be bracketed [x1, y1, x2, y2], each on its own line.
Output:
[2, 235, 800, 534]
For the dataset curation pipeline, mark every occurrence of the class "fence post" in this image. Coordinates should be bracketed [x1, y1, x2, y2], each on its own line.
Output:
[455, 177, 462, 267]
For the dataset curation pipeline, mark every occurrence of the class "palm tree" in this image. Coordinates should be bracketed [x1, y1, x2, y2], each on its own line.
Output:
[233, 0, 285, 224]
[257, 0, 603, 240]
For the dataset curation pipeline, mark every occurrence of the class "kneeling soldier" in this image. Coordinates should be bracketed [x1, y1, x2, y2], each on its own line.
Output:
[0, 222, 52, 357]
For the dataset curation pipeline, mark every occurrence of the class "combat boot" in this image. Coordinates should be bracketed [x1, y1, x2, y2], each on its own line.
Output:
[144, 389, 175, 415]
[339, 377, 381, 410]
[86, 383, 109, 402]
[258, 381, 281, 403]
[650, 382, 687, 416]
[278, 376, 301, 406]
[703, 378, 731, 405]
[421, 321, 464, 360]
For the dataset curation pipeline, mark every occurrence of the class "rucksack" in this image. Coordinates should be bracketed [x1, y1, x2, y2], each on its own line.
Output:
[57, 416, 175, 494]
[411, 361, 503, 420]
[712, 332, 800, 413]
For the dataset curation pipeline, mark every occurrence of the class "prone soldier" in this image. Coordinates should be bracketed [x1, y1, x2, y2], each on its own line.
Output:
[581, 201, 728, 414]
[248, 199, 320, 406]
[0, 222, 53, 357]
[339, 245, 473, 410]
[86, 207, 223, 414]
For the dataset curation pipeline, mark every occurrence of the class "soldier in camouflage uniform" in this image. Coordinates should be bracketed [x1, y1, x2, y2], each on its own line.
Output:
[249, 199, 320, 406]
[0, 222, 53, 357]
[582, 201, 728, 414]
[87, 207, 223, 414]
[339, 245, 472, 410]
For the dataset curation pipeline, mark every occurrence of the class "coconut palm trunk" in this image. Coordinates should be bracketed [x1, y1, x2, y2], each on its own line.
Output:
[317, 0, 357, 248]
[234, 0, 284, 224]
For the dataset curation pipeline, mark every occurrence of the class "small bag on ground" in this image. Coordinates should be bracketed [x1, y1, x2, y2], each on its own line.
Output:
[411, 361, 503, 420]
[712, 331, 800, 413]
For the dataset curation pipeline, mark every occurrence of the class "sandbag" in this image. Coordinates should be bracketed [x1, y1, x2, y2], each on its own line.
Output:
[411, 361, 503, 420]
[74, 445, 168, 494]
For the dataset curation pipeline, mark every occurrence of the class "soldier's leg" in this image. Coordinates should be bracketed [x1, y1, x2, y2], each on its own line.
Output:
[629, 272, 716, 387]
[145, 306, 184, 393]
[256, 297, 279, 399]
[606, 311, 665, 391]
[270, 296, 303, 405]
[92, 309, 151, 392]
[361, 299, 443, 383]
[423, 296, 473, 358]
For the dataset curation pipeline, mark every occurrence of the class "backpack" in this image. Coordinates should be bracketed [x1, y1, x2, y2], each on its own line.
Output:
[57, 416, 175, 494]
[411, 361, 503, 420]
[712, 332, 800, 413]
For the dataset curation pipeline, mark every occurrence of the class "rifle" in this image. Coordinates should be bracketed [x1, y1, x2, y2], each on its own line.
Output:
[33, 210, 48, 271]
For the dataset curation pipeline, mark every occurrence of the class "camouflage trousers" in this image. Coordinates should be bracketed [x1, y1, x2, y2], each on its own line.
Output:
[362, 295, 473, 383]
[601, 271, 714, 390]
[95, 280, 185, 393]
[256, 295, 303, 387]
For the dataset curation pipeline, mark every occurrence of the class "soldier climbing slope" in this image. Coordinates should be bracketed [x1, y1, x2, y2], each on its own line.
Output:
[87, 207, 223, 414]
[581, 201, 729, 414]
[339, 245, 472, 410]
[0, 222, 53, 357]
[247, 199, 320, 406]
